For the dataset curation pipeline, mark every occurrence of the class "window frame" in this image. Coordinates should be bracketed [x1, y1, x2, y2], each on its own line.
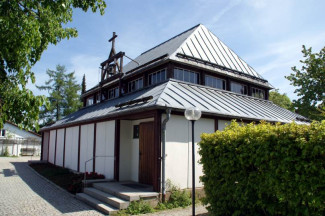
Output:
[148, 69, 167, 86]
[128, 77, 144, 93]
[230, 81, 248, 95]
[108, 87, 119, 100]
[205, 75, 226, 90]
[173, 68, 200, 84]
[251, 87, 265, 99]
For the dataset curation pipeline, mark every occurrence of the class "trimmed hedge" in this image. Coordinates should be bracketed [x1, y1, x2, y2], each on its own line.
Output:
[199, 121, 325, 216]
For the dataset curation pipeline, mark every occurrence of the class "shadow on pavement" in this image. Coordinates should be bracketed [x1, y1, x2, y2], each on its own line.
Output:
[11, 161, 99, 215]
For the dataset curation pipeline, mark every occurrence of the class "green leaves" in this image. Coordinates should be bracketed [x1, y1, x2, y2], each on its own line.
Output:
[199, 121, 325, 215]
[286, 45, 325, 121]
[0, 0, 106, 131]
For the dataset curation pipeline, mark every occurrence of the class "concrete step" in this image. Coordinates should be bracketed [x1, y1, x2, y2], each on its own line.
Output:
[84, 187, 129, 210]
[76, 193, 119, 215]
[93, 182, 159, 201]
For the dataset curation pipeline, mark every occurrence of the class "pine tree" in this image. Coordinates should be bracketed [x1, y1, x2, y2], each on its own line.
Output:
[37, 65, 82, 125]
[81, 74, 86, 94]
[64, 72, 82, 116]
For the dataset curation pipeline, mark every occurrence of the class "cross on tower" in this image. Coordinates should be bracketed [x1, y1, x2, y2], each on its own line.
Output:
[108, 32, 118, 58]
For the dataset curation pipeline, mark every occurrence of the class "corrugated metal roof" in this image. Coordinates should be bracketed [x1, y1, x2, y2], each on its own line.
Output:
[42, 80, 308, 131]
[123, 24, 270, 87]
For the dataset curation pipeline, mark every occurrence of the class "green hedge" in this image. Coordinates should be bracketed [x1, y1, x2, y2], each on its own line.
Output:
[199, 121, 325, 216]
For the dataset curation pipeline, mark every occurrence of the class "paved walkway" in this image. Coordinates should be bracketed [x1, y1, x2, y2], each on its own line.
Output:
[0, 157, 102, 216]
[0, 157, 209, 216]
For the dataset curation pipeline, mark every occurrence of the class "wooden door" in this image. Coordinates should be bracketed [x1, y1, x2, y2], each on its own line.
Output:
[139, 122, 155, 185]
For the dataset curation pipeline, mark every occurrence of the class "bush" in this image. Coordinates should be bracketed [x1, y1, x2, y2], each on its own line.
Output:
[3, 147, 9, 156]
[121, 200, 154, 215]
[199, 120, 325, 216]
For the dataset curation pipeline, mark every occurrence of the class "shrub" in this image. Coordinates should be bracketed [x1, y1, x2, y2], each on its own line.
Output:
[3, 147, 9, 156]
[121, 200, 154, 215]
[199, 120, 325, 216]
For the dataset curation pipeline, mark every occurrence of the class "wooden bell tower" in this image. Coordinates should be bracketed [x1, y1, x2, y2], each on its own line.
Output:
[100, 32, 125, 83]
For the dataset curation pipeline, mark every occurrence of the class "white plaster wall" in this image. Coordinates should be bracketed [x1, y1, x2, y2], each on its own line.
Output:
[95, 121, 115, 180]
[55, 129, 65, 166]
[165, 115, 214, 189]
[42, 131, 49, 161]
[65, 126, 79, 171]
[48, 130, 56, 164]
[218, 120, 231, 131]
[119, 118, 153, 182]
[80, 124, 94, 173]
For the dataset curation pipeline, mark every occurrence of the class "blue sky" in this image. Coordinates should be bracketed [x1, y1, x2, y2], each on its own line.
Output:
[30, 0, 325, 100]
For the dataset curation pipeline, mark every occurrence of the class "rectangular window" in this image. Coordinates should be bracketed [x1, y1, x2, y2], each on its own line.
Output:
[0, 129, 5, 137]
[108, 87, 119, 100]
[205, 75, 226, 90]
[251, 87, 265, 99]
[148, 69, 166, 85]
[173, 68, 199, 84]
[230, 82, 248, 95]
[128, 77, 144, 92]
[86, 96, 94, 106]
[96, 93, 100, 103]
[133, 125, 139, 138]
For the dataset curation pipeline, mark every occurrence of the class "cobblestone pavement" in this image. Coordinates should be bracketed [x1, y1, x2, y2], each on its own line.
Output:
[0, 157, 102, 216]
[141, 205, 208, 216]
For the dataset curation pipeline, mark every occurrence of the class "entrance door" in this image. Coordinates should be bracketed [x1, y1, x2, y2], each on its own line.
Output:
[139, 122, 155, 185]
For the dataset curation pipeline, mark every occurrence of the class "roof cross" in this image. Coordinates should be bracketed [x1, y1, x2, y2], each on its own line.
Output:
[108, 32, 118, 57]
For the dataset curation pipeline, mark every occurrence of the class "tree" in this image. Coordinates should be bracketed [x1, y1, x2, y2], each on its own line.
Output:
[286, 45, 325, 121]
[37, 65, 68, 124]
[38, 65, 82, 125]
[269, 89, 294, 111]
[81, 74, 86, 94]
[64, 72, 82, 116]
[0, 0, 106, 130]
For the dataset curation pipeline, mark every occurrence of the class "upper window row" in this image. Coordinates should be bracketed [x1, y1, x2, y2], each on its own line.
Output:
[174, 68, 199, 84]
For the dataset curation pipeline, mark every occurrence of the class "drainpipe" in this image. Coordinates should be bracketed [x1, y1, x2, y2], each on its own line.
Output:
[161, 107, 171, 202]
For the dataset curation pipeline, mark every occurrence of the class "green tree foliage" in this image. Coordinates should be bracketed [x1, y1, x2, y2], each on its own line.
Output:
[38, 65, 81, 125]
[0, 0, 106, 130]
[286, 45, 325, 121]
[199, 121, 325, 216]
[269, 89, 294, 111]
[81, 74, 86, 94]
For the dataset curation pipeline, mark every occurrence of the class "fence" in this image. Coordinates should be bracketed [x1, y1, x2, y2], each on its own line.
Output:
[0, 138, 41, 156]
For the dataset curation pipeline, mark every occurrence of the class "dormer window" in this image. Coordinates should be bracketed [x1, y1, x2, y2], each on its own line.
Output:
[86, 96, 94, 106]
[108, 87, 119, 99]
[230, 82, 248, 95]
[128, 77, 143, 93]
[174, 68, 199, 84]
[252, 87, 265, 99]
[149, 69, 166, 85]
[205, 75, 226, 90]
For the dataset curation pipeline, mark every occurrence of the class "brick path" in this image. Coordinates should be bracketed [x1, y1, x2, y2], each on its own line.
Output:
[0, 157, 102, 216]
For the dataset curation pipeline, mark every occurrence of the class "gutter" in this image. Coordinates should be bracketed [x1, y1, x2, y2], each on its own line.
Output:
[161, 107, 171, 202]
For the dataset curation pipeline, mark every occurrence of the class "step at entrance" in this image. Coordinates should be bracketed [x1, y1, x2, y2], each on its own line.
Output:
[76, 193, 118, 215]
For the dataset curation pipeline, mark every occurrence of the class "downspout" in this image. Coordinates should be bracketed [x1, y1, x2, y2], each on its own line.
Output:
[161, 107, 171, 202]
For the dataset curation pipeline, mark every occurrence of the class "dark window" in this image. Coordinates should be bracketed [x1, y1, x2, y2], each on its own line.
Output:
[251, 87, 265, 99]
[173, 68, 199, 84]
[205, 75, 226, 90]
[128, 78, 143, 92]
[1, 129, 5, 137]
[230, 82, 248, 95]
[108, 87, 119, 100]
[86, 96, 94, 106]
[148, 69, 166, 85]
[133, 125, 139, 138]
[101, 89, 108, 101]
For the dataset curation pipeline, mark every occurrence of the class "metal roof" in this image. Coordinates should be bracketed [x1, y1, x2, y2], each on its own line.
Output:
[42, 80, 308, 131]
[123, 24, 271, 88]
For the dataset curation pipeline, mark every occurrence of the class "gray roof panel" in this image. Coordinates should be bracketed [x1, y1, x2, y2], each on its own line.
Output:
[42, 80, 309, 131]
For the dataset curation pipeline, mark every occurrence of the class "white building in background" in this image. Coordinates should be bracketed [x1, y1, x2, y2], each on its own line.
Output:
[0, 122, 41, 156]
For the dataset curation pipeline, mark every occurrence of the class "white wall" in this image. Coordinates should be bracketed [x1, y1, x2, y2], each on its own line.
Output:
[80, 124, 94, 173]
[42, 131, 49, 161]
[218, 120, 231, 131]
[165, 115, 214, 189]
[55, 129, 65, 166]
[48, 130, 56, 164]
[95, 121, 115, 180]
[65, 126, 79, 171]
[119, 118, 153, 182]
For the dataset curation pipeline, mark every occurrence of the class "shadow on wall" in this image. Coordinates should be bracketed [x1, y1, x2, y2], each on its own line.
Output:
[10, 161, 96, 214]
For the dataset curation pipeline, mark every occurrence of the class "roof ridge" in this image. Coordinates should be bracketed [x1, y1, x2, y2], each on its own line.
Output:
[140, 24, 201, 55]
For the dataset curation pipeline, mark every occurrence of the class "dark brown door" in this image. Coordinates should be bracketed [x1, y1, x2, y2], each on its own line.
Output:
[139, 122, 155, 185]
